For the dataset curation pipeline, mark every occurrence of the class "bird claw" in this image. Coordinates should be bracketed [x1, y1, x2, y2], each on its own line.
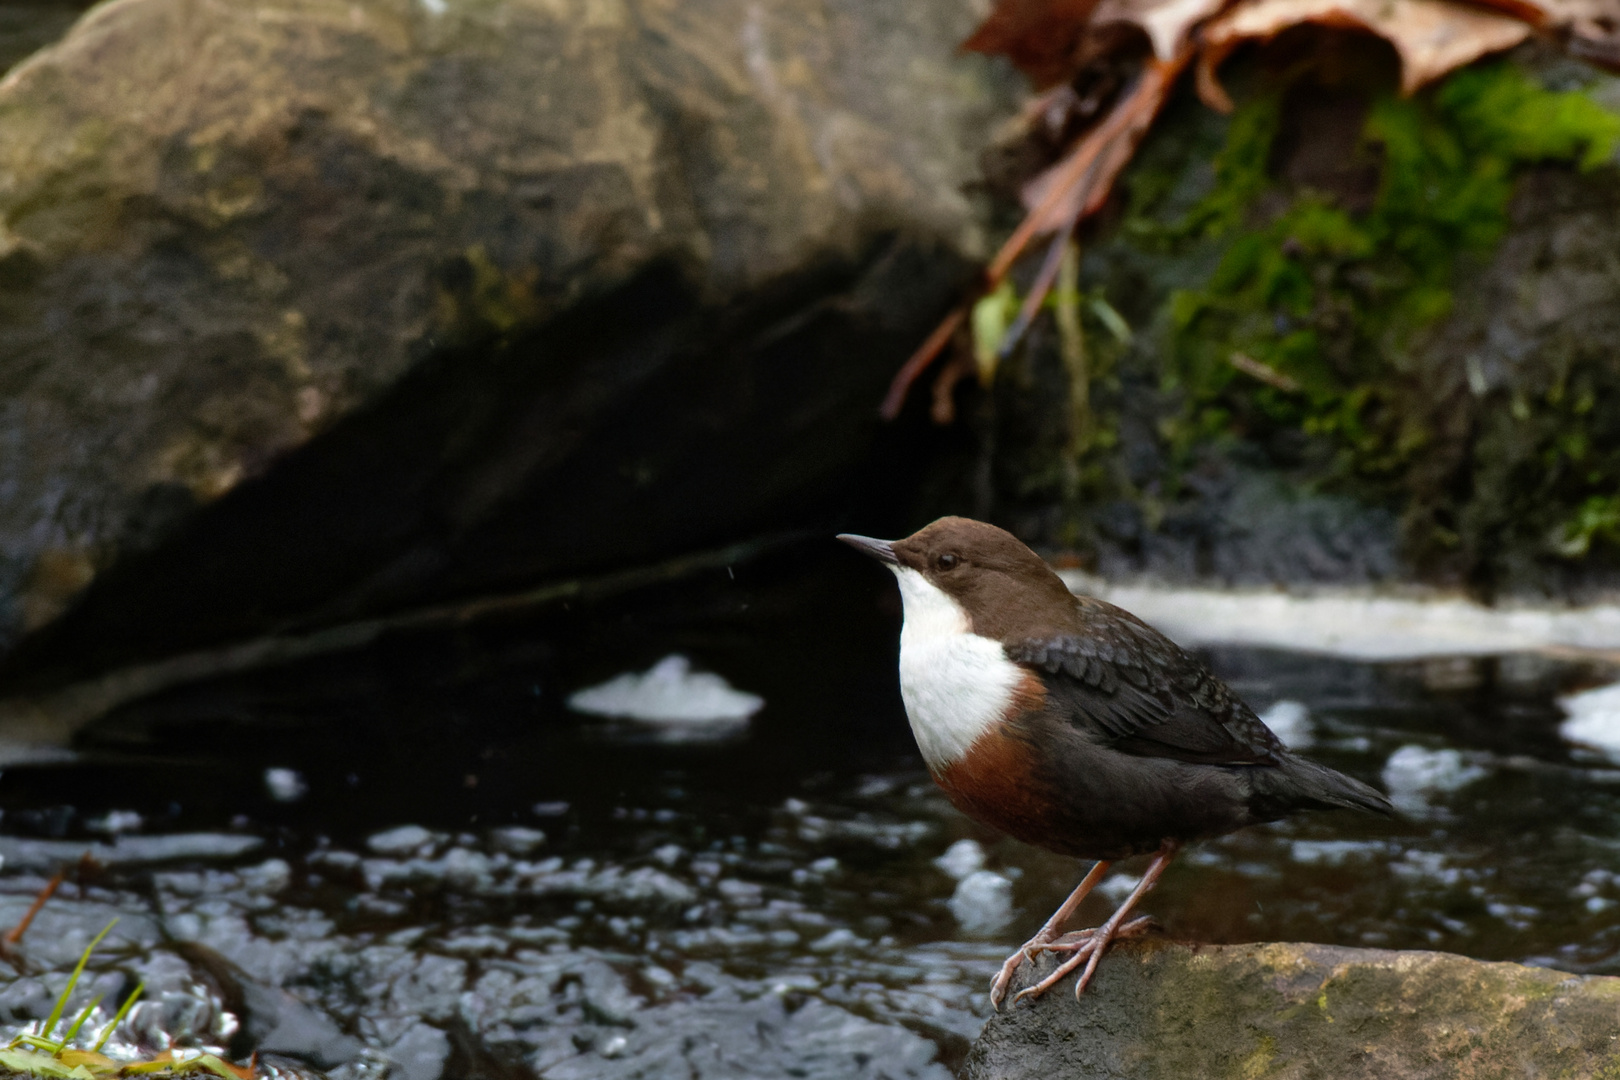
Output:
[989, 928, 1099, 1008]
[1001, 916, 1157, 1006]
[990, 935, 1064, 1009]
[988, 844, 1176, 1008]
[1011, 936, 1100, 1004]
[988, 945, 1037, 1010]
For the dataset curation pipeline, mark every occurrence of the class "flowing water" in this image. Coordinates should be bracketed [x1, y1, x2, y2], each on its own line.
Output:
[1, 544, 1618, 1079]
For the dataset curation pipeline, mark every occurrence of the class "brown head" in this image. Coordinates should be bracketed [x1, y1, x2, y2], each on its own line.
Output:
[837, 517, 1077, 640]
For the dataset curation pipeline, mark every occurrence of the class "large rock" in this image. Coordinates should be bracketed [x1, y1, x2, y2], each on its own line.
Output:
[0, 3, 89, 75]
[0, 0, 1016, 683]
[965, 938, 1620, 1079]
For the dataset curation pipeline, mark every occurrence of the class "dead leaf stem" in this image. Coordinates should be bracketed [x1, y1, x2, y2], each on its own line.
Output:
[881, 51, 1189, 420]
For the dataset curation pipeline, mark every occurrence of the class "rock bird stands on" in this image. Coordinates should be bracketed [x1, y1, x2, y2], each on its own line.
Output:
[838, 517, 1392, 1006]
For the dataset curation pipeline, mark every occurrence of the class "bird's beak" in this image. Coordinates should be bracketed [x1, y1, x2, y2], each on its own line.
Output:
[836, 533, 899, 565]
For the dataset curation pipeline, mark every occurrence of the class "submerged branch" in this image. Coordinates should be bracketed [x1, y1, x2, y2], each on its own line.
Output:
[0, 534, 803, 758]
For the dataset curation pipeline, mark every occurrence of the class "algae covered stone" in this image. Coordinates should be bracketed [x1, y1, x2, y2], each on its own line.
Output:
[965, 938, 1620, 1079]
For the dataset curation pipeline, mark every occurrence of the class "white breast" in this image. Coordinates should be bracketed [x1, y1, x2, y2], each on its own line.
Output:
[890, 566, 1023, 771]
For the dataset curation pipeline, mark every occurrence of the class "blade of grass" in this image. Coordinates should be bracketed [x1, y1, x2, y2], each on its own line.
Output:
[120, 1052, 180, 1075]
[1055, 239, 1089, 459]
[60, 996, 103, 1044]
[193, 1052, 254, 1079]
[90, 980, 142, 1054]
[1088, 296, 1131, 344]
[41, 921, 117, 1040]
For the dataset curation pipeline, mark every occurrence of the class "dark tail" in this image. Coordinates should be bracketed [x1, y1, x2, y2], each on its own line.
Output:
[1256, 753, 1394, 817]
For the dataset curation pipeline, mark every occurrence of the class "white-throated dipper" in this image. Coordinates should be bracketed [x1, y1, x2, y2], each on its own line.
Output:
[838, 516, 1392, 1006]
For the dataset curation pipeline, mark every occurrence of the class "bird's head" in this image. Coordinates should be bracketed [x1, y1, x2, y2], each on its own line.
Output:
[837, 517, 1074, 639]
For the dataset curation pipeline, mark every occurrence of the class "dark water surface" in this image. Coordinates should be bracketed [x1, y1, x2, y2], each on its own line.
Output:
[1, 546, 1618, 1078]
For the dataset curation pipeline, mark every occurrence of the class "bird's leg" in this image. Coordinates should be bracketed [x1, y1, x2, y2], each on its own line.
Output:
[1012, 841, 1181, 1004]
[988, 859, 1111, 1010]
[1033, 914, 1154, 953]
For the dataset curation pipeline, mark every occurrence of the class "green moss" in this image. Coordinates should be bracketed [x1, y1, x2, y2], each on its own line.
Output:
[1142, 62, 1620, 502]
[433, 244, 544, 340]
[1551, 494, 1620, 557]
[1235, 1034, 1278, 1079]
[1142, 93, 1282, 245]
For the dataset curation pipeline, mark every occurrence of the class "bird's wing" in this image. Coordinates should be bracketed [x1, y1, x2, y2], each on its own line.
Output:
[1005, 600, 1284, 766]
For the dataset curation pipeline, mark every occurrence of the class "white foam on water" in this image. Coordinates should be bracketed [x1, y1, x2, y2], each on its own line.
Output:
[1390, 848, 1465, 886]
[264, 767, 309, 803]
[0, 740, 76, 767]
[1058, 571, 1620, 660]
[1558, 680, 1620, 762]
[1381, 745, 1489, 813]
[949, 870, 1013, 934]
[489, 826, 547, 855]
[87, 809, 143, 835]
[1290, 839, 1382, 866]
[1097, 872, 1141, 903]
[934, 838, 986, 881]
[1259, 699, 1312, 749]
[567, 654, 764, 726]
[367, 824, 441, 857]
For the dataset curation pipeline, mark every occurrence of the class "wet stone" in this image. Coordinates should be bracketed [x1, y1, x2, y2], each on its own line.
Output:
[964, 939, 1620, 1080]
[0, 0, 1016, 668]
[372, 1022, 447, 1080]
[0, 891, 161, 965]
[535, 996, 951, 1080]
[489, 827, 547, 856]
[0, 832, 261, 871]
[365, 826, 441, 858]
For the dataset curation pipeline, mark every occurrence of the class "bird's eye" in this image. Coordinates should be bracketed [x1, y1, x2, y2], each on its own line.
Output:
[937, 553, 959, 570]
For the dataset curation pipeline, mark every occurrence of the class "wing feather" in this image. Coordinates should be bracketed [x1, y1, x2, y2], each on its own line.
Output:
[1006, 599, 1283, 766]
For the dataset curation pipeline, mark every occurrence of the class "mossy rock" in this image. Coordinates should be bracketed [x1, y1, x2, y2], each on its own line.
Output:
[980, 42, 1620, 597]
[965, 938, 1620, 1079]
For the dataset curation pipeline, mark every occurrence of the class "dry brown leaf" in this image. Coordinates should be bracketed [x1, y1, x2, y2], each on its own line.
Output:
[1091, 0, 1238, 58]
[967, 0, 1617, 98]
[55, 1049, 118, 1071]
[879, 53, 1190, 419]
[1198, 0, 1532, 104]
[1019, 65, 1179, 226]
[1006, 55, 1192, 261]
[968, 0, 1239, 75]
[1469, 0, 1620, 66]
[963, 0, 1109, 86]
[923, 0, 1612, 424]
